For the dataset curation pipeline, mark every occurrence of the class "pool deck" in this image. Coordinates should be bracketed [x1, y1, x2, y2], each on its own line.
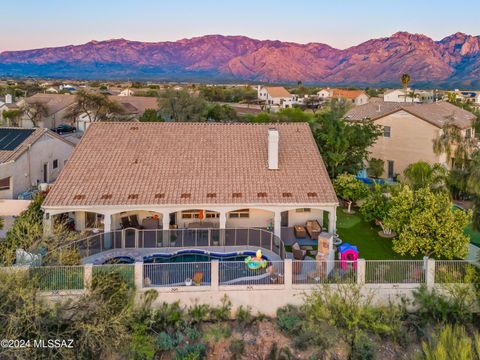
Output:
[82, 246, 282, 265]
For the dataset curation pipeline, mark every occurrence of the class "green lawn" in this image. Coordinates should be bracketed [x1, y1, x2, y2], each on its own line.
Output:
[466, 223, 480, 246]
[336, 209, 420, 260]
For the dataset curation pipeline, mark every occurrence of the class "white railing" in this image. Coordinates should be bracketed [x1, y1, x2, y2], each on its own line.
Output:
[2, 259, 477, 292]
[59, 227, 286, 259]
[365, 260, 426, 284]
[143, 262, 212, 287]
[292, 260, 356, 285]
[219, 260, 285, 286]
[435, 260, 477, 284]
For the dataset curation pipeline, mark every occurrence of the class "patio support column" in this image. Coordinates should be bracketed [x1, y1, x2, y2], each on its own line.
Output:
[103, 214, 112, 249]
[75, 211, 86, 231]
[328, 208, 337, 235]
[219, 211, 226, 246]
[43, 212, 53, 236]
[162, 212, 170, 230]
[273, 210, 281, 240]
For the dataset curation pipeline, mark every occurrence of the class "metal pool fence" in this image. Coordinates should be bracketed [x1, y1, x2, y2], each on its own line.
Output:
[92, 264, 135, 288]
[143, 262, 212, 287]
[434, 260, 477, 283]
[219, 260, 285, 286]
[29, 265, 85, 291]
[365, 260, 426, 284]
[292, 260, 356, 285]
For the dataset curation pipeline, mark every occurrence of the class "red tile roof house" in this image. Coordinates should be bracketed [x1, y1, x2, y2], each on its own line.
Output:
[42, 122, 338, 261]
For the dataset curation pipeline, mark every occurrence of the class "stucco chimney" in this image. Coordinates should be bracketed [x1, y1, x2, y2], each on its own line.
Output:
[268, 128, 279, 170]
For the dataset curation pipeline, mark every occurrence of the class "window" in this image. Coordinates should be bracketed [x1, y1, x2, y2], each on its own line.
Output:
[383, 126, 391, 138]
[387, 160, 395, 179]
[0, 177, 10, 190]
[53, 159, 58, 169]
[181, 210, 218, 219]
[295, 208, 311, 213]
[228, 209, 250, 219]
[466, 128, 472, 139]
[85, 212, 102, 228]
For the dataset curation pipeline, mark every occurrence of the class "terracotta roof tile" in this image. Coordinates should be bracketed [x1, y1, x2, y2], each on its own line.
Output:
[43, 122, 337, 207]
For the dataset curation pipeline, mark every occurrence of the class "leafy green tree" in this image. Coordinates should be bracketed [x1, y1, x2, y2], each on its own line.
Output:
[139, 108, 163, 122]
[247, 107, 313, 123]
[360, 184, 392, 234]
[312, 103, 382, 178]
[0, 193, 45, 265]
[206, 103, 238, 122]
[21, 101, 48, 127]
[334, 173, 369, 213]
[384, 186, 472, 259]
[2, 109, 23, 127]
[403, 161, 449, 191]
[467, 151, 480, 230]
[158, 89, 207, 121]
[367, 158, 384, 179]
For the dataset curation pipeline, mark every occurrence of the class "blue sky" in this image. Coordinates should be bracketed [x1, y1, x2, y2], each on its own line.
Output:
[2, 0, 480, 51]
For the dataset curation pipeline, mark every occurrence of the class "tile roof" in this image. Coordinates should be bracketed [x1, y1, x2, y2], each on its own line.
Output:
[25, 93, 77, 116]
[264, 86, 292, 98]
[0, 128, 74, 163]
[345, 101, 475, 129]
[43, 122, 337, 208]
[108, 96, 158, 115]
[331, 89, 366, 100]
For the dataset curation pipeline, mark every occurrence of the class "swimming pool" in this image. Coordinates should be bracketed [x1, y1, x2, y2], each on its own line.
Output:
[102, 249, 268, 265]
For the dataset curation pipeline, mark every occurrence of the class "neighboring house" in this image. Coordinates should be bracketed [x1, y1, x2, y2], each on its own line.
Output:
[330, 89, 369, 106]
[76, 95, 158, 131]
[383, 89, 420, 103]
[317, 88, 369, 105]
[257, 86, 294, 109]
[119, 88, 135, 96]
[20, 93, 77, 129]
[42, 122, 338, 241]
[0, 128, 75, 199]
[45, 87, 59, 94]
[345, 101, 476, 179]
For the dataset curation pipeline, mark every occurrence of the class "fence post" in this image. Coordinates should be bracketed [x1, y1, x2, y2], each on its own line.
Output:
[356, 259, 366, 285]
[134, 262, 144, 290]
[425, 257, 435, 289]
[84, 264, 93, 293]
[211, 260, 219, 291]
[284, 259, 293, 290]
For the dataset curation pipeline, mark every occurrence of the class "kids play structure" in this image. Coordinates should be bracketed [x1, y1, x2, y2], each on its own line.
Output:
[338, 243, 359, 269]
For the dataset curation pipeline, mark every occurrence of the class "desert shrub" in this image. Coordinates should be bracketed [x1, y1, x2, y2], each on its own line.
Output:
[203, 324, 232, 343]
[209, 295, 232, 321]
[229, 339, 245, 359]
[235, 305, 253, 327]
[185, 326, 201, 340]
[188, 303, 211, 323]
[413, 284, 476, 325]
[175, 342, 206, 360]
[352, 332, 375, 360]
[127, 323, 156, 360]
[268, 342, 293, 360]
[276, 304, 304, 334]
[419, 324, 478, 360]
[148, 302, 186, 332]
[156, 331, 179, 352]
[302, 285, 405, 356]
[292, 331, 316, 351]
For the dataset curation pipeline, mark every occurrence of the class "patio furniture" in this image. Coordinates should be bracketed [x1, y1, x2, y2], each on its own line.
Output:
[292, 242, 307, 260]
[294, 225, 307, 239]
[305, 220, 322, 239]
[142, 217, 160, 229]
[129, 215, 143, 229]
[121, 216, 131, 229]
[192, 271, 203, 286]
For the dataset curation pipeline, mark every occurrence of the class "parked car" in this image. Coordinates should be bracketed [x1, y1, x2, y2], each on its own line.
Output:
[51, 124, 76, 135]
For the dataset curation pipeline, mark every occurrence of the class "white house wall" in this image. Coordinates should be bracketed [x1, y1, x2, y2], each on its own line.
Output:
[287, 208, 323, 227]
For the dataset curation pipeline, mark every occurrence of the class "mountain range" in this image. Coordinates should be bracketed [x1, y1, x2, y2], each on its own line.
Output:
[1, 32, 480, 87]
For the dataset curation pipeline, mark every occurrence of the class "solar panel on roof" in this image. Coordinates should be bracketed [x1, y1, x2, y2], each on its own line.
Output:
[0, 129, 35, 151]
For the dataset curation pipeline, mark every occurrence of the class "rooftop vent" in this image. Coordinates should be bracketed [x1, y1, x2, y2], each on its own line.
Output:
[101, 194, 112, 200]
[128, 194, 139, 199]
[268, 128, 279, 170]
[154, 193, 165, 199]
[257, 192, 268, 198]
[307, 192, 318, 197]
[130, 126, 139, 130]
[207, 193, 217, 198]
[232, 192, 242, 198]
[73, 194, 86, 200]
[282, 192, 292, 198]
[181, 193, 191, 199]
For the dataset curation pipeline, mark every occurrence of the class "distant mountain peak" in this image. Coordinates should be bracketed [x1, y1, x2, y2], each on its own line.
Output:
[1, 32, 480, 88]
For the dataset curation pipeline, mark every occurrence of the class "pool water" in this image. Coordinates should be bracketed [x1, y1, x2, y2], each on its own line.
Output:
[144, 253, 250, 263]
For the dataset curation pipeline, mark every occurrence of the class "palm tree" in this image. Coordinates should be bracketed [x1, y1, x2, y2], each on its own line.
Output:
[401, 73, 411, 102]
[403, 161, 448, 191]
